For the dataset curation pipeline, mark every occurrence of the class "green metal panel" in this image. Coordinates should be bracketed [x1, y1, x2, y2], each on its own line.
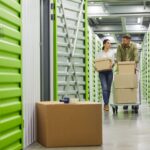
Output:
[141, 31, 150, 103]
[54, 0, 58, 101]
[0, 0, 23, 150]
[54, 0, 88, 100]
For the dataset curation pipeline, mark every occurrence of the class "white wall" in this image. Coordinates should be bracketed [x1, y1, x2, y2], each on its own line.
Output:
[22, 0, 41, 148]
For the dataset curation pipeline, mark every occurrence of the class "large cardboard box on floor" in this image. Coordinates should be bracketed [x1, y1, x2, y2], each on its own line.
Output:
[114, 74, 137, 89]
[118, 61, 135, 74]
[37, 102, 102, 147]
[114, 88, 137, 104]
[95, 58, 112, 72]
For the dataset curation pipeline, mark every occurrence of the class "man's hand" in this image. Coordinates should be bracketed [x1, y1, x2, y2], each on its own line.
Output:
[135, 63, 138, 74]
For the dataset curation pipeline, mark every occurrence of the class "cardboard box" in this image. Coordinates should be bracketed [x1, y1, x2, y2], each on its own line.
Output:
[37, 102, 102, 147]
[113, 88, 137, 104]
[95, 58, 112, 72]
[118, 61, 135, 74]
[114, 74, 137, 89]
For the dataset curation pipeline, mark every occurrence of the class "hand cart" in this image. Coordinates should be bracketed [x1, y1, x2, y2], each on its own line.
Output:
[111, 78, 141, 115]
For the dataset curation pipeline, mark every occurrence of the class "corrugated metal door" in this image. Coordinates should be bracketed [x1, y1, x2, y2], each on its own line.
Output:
[141, 31, 150, 103]
[22, 0, 40, 148]
[0, 0, 23, 149]
[53, 0, 89, 101]
[95, 35, 102, 102]
[88, 27, 102, 102]
[88, 27, 93, 101]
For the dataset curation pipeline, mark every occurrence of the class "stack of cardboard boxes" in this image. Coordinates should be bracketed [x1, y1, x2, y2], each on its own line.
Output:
[114, 61, 137, 104]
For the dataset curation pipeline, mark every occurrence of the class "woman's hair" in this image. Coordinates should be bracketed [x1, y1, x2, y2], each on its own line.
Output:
[102, 39, 109, 50]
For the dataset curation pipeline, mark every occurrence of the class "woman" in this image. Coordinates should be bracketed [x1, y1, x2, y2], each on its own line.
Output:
[97, 39, 114, 111]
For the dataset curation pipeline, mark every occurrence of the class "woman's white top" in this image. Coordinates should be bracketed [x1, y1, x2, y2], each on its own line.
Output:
[96, 50, 115, 64]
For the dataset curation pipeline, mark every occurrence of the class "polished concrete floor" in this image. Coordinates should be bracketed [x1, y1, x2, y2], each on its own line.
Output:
[26, 104, 150, 150]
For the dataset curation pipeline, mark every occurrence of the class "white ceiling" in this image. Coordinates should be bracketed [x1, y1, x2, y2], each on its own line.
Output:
[88, 0, 150, 44]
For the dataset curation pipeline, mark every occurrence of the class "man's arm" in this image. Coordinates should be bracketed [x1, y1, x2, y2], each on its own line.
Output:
[133, 44, 138, 63]
[133, 44, 139, 73]
[116, 45, 122, 62]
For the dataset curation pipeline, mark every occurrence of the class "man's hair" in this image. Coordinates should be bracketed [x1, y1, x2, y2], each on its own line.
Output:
[122, 34, 131, 39]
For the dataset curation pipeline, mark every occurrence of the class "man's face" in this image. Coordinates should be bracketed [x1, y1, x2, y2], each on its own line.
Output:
[122, 38, 130, 46]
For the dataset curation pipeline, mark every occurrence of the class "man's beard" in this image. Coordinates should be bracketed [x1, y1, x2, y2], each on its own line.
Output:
[122, 43, 129, 48]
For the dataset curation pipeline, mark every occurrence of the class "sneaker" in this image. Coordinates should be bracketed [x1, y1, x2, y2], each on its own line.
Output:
[104, 104, 109, 111]
[123, 105, 128, 110]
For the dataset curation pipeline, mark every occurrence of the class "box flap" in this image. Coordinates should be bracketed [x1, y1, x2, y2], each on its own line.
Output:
[118, 61, 135, 65]
[95, 58, 111, 62]
[36, 101, 101, 105]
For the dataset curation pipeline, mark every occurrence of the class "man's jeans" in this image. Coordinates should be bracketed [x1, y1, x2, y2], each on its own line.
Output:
[99, 71, 113, 105]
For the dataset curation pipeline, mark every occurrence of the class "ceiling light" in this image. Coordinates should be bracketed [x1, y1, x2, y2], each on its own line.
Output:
[137, 17, 142, 24]
[105, 33, 110, 36]
[90, 2, 94, 4]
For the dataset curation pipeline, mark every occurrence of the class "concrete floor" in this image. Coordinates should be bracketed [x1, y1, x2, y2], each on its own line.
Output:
[26, 104, 150, 150]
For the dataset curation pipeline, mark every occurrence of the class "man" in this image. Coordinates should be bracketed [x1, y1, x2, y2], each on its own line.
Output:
[117, 34, 138, 63]
[117, 34, 138, 111]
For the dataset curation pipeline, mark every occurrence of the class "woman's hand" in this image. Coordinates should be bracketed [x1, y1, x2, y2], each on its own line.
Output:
[94, 65, 98, 71]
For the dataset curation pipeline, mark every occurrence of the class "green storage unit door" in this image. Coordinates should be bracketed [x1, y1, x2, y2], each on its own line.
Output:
[54, 0, 89, 101]
[0, 0, 23, 150]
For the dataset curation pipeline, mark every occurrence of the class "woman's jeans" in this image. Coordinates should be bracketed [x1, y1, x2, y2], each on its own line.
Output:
[99, 70, 113, 105]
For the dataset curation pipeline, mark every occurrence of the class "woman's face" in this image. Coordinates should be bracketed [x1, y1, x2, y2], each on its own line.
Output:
[104, 40, 111, 49]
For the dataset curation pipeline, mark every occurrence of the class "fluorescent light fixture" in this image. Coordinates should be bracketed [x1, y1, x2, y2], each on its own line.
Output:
[90, 2, 94, 4]
[105, 33, 110, 36]
[88, 6, 105, 14]
[137, 17, 142, 24]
